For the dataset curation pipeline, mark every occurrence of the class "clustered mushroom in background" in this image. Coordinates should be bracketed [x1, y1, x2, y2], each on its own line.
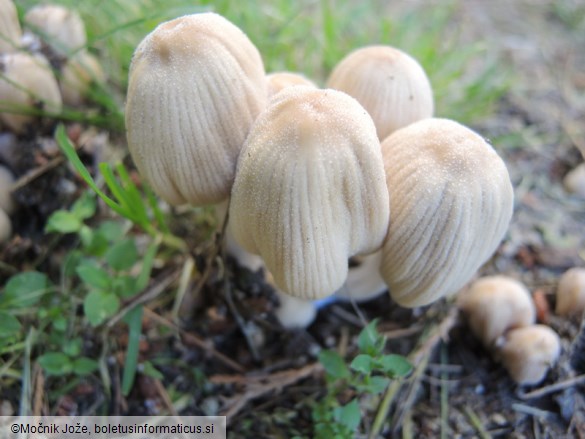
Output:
[123, 11, 585, 386]
[0, 0, 106, 243]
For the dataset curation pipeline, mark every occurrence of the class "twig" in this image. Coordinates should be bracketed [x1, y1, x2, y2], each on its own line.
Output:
[462, 406, 491, 439]
[32, 364, 45, 417]
[516, 374, 585, 400]
[10, 155, 65, 193]
[210, 362, 323, 420]
[142, 307, 245, 373]
[153, 378, 178, 416]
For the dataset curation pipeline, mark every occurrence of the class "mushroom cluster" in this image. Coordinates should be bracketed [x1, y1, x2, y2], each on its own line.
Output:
[0, 1, 105, 135]
[125, 12, 515, 328]
[458, 275, 564, 385]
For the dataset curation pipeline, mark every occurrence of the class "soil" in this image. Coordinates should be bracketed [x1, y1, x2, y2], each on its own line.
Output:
[1, 1, 584, 438]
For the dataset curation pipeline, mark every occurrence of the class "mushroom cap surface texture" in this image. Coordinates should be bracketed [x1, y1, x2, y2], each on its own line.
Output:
[0, 52, 63, 133]
[327, 45, 434, 140]
[60, 50, 106, 106]
[24, 4, 87, 55]
[126, 12, 267, 206]
[266, 71, 316, 98]
[0, 165, 16, 214]
[0, 0, 22, 53]
[229, 87, 390, 300]
[498, 325, 561, 385]
[458, 275, 536, 347]
[380, 118, 514, 307]
[555, 267, 585, 317]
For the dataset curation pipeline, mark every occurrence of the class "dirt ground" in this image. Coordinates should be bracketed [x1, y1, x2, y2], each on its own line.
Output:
[1, 1, 584, 438]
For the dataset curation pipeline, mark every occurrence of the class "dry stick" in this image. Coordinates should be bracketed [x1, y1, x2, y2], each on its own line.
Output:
[517, 374, 585, 400]
[10, 155, 65, 193]
[210, 362, 323, 420]
[32, 364, 44, 417]
[143, 307, 244, 373]
[368, 306, 459, 439]
[153, 378, 179, 416]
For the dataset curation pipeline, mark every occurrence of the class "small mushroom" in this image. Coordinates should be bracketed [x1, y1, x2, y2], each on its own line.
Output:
[327, 45, 433, 140]
[497, 325, 561, 385]
[266, 71, 316, 98]
[0, 208, 11, 243]
[0, 0, 22, 53]
[0, 52, 63, 133]
[0, 164, 16, 214]
[563, 163, 585, 199]
[274, 287, 317, 329]
[24, 4, 87, 56]
[458, 275, 536, 347]
[380, 118, 514, 307]
[229, 86, 390, 300]
[555, 267, 585, 317]
[126, 12, 267, 206]
[60, 50, 106, 106]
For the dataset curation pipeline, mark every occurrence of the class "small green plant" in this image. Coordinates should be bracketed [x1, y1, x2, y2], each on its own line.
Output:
[313, 319, 412, 438]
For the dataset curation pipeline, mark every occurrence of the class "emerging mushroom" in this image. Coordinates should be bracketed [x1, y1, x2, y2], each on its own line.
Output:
[555, 267, 585, 317]
[497, 324, 561, 385]
[24, 4, 87, 56]
[266, 71, 316, 98]
[563, 163, 585, 199]
[126, 12, 267, 206]
[380, 118, 514, 307]
[327, 45, 433, 140]
[229, 86, 390, 300]
[0, 52, 63, 133]
[0, 0, 22, 53]
[458, 275, 536, 347]
[60, 50, 106, 106]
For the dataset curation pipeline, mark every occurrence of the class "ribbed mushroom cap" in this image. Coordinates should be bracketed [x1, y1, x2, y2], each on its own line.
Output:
[126, 13, 267, 206]
[230, 87, 390, 300]
[327, 45, 433, 140]
[0, 52, 63, 133]
[498, 325, 561, 385]
[24, 4, 87, 55]
[380, 118, 514, 307]
[60, 50, 105, 106]
[555, 267, 585, 317]
[266, 71, 316, 98]
[0, 165, 16, 214]
[0, 0, 22, 53]
[458, 276, 536, 347]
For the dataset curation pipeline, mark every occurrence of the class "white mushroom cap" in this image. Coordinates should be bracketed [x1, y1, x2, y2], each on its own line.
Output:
[0, 165, 16, 214]
[563, 163, 585, 199]
[380, 118, 514, 307]
[0, 0, 22, 53]
[266, 71, 316, 98]
[555, 267, 585, 317]
[24, 4, 87, 56]
[458, 275, 536, 347]
[0, 52, 63, 133]
[327, 45, 434, 140]
[126, 13, 267, 206]
[0, 208, 11, 243]
[60, 50, 105, 107]
[497, 325, 561, 385]
[229, 86, 390, 300]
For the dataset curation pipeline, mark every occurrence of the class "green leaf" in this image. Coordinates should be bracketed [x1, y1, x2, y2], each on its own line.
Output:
[84, 290, 120, 326]
[71, 192, 96, 220]
[98, 220, 126, 242]
[76, 262, 111, 290]
[72, 357, 99, 376]
[63, 338, 82, 357]
[38, 352, 73, 376]
[106, 239, 138, 271]
[134, 242, 159, 292]
[350, 354, 374, 374]
[141, 361, 164, 380]
[113, 275, 140, 298]
[357, 319, 385, 356]
[379, 354, 413, 378]
[52, 317, 67, 332]
[45, 210, 82, 234]
[0, 312, 21, 336]
[122, 305, 143, 396]
[334, 399, 361, 431]
[62, 250, 82, 278]
[1, 271, 49, 308]
[358, 376, 389, 395]
[318, 350, 350, 379]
